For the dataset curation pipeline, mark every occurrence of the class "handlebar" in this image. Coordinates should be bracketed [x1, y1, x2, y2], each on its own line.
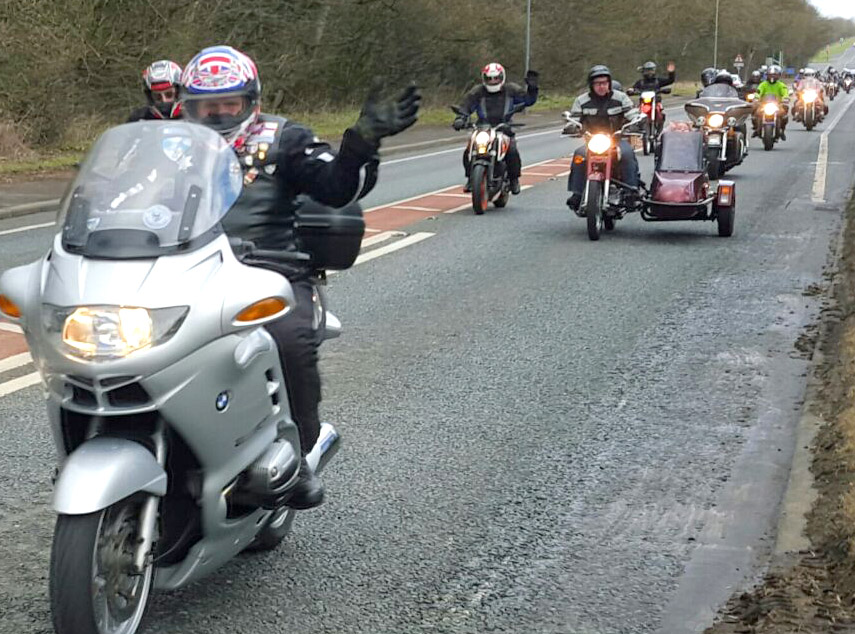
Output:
[229, 238, 312, 263]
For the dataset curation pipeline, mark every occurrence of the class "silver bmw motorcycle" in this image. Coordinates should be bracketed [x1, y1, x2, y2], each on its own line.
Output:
[0, 122, 341, 634]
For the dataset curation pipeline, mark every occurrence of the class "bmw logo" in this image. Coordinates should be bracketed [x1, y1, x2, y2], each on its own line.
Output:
[215, 391, 230, 412]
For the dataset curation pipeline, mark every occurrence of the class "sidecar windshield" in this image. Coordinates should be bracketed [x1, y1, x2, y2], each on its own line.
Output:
[58, 121, 243, 259]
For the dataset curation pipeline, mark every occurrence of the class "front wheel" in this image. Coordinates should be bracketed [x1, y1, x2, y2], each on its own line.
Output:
[471, 164, 489, 215]
[51, 499, 154, 634]
[805, 110, 815, 131]
[585, 181, 603, 241]
[642, 125, 651, 156]
[707, 156, 723, 180]
[762, 126, 775, 151]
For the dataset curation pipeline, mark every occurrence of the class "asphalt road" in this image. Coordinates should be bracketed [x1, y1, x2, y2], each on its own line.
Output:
[2, 52, 855, 633]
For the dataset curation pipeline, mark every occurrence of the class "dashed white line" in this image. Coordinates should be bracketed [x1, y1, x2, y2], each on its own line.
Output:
[0, 221, 55, 236]
[0, 352, 32, 373]
[0, 372, 40, 398]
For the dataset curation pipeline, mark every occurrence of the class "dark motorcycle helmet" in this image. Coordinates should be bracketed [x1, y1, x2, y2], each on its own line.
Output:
[611, 79, 624, 93]
[588, 65, 612, 91]
[641, 61, 657, 79]
[700, 67, 717, 87]
[713, 70, 734, 86]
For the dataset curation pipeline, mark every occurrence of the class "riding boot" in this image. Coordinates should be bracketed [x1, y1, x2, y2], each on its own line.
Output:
[286, 457, 325, 510]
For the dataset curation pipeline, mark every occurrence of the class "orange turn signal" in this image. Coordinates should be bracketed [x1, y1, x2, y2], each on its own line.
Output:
[573, 155, 585, 165]
[0, 294, 21, 319]
[234, 297, 288, 323]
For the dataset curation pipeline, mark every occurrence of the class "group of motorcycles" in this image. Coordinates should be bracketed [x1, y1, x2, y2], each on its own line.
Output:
[558, 66, 851, 242]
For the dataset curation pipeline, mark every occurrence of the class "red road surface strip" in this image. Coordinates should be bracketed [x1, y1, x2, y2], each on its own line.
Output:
[363, 158, 571, 232]
[0, 157, 572, 368]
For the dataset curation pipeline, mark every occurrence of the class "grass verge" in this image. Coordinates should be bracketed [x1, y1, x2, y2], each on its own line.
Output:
[704, 195, 855, 633]
[810, 37, 855, 63]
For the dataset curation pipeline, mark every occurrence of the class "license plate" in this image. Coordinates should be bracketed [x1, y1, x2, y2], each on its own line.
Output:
[708, 135, 722, 147]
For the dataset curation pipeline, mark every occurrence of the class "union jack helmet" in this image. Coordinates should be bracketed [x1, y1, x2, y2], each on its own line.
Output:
[181, 45, 261, 147]
[142, 60, 183, 118]
[482, 62, 506, 94]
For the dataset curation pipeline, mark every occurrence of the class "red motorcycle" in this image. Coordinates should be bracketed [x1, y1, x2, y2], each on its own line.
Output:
[627, 86, 671, 155]
[562, 114, 645, 240]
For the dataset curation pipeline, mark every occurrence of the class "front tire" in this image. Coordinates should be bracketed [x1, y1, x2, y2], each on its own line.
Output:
[805, 110, 815, 131]
[762, 126, 775, 151]
[51, 500, 154, 634]
[585, 181, 603, 241]
[471, 164, 489, 215]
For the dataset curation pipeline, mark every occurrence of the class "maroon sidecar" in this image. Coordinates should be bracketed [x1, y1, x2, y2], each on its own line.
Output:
[641, 122, 736, 237]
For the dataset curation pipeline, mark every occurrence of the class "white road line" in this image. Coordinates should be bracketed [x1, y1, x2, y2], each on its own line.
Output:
[0, 352, 32, 373]
[352, 232, 434, 266]
[392, 205, 441, 212]
[812, 97, 855, 203]
[0, 221, 55, 236]
[0, 371, 40, 398]
[379, 127, 566, 166]
[361, 231, 405, 248]
[435, 192, 470, 198]
[0, 322, 23, 334]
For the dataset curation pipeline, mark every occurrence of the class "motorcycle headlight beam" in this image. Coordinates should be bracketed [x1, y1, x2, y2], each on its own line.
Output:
[44, 304, 189, 360]
[474, 131, 491, 146]
[587, 134, 612, 155]
[803, 89, 818, 103]
[763, 103, 779, 116]
[707, 113, 725, 128]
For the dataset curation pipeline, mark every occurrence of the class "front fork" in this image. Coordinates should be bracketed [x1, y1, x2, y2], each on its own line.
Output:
[134, 422, 166, 572]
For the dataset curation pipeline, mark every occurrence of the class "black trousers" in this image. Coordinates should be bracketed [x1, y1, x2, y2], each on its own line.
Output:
[463, 137, 521, 180]
[265, 279, 321, 455]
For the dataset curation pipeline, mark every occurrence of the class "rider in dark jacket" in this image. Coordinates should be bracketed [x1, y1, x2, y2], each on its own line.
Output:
[128, 60, 183, 122]
[631, 60, 676, 93]
[453, 62, 538, 194]
[181, 45, 420, 509]
[565, 65, 642, 212]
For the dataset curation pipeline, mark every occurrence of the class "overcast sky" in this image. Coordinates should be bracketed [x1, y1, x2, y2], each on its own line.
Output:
[809, 0, 855, 20]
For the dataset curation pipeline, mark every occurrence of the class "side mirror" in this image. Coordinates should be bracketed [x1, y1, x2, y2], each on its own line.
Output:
[626, 88, 637, 96]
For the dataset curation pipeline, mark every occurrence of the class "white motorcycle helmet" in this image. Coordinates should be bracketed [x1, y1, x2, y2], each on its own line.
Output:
[481, 62, 506, 94]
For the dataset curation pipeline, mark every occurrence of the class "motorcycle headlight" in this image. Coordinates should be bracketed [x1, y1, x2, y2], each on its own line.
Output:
[763, 103, 779, 116]
[587, 134, 612, 155]
[747, 93, 756, 102]
[707, 113, 725, 128]
[803, 89, 817, 103]
[474, 131, 491, 146]
[43, 304, 189, 360]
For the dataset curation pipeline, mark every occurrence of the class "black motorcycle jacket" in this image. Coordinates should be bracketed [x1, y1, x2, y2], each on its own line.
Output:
[568, 90, 636, 134]
[127, 103, 181, 123]
[222, 113, 378, 252]
[457, 82, 538, 126]
[632, 70, 676, 93]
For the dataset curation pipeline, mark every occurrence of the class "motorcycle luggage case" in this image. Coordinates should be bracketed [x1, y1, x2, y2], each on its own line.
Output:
[294, 196, 366, 270]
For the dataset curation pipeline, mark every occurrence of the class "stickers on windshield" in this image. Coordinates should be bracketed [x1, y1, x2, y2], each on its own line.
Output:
[143, 205, 173, 230]
[162, 136, 193, 163]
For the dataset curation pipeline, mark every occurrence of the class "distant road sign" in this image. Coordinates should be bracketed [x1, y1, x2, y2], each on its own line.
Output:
[735, 54, 744, 63]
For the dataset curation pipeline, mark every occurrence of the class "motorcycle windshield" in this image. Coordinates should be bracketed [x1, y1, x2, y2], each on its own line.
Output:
[58, 122, 243, 259]
[699, 84, 740, 99]
[801, 78, 823, 91]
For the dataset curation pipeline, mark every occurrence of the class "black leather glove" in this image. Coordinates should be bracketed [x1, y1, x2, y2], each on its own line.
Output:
[353, 79, 422, 144]
[525, 70, 540, 88]
[452, 117, 466, 131]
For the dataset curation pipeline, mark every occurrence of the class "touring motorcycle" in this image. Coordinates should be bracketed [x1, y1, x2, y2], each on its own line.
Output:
[0, 122, 357, 634]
